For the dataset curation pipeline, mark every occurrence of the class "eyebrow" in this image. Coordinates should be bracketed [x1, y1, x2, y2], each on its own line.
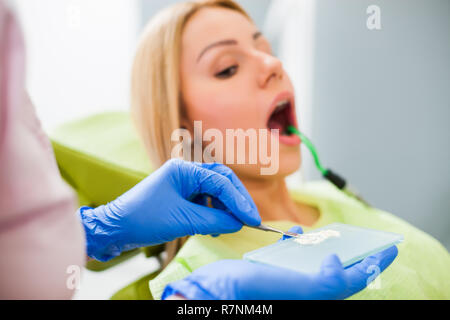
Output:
[196, 31, 263, 63]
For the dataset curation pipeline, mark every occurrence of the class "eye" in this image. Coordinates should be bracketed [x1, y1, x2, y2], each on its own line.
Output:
[215, 65, 238, 79]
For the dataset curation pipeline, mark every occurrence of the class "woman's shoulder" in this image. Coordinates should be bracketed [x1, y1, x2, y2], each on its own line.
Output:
[291, 180, 448, 250]
[288, 180, 366, 208]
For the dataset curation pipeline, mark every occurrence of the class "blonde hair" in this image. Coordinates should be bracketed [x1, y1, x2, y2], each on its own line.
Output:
[131, 0, 251, 267]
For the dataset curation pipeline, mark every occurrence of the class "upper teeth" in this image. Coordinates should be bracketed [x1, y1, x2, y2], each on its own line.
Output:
[275, 100, 289, 111]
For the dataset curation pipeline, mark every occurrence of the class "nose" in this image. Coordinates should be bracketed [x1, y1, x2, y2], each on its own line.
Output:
[255, 51, 283, 88]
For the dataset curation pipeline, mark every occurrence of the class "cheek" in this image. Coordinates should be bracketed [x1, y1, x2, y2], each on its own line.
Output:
[185, 85, 258, 131]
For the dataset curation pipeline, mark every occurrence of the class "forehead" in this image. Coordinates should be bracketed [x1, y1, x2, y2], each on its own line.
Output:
[182, 7, 256, 59]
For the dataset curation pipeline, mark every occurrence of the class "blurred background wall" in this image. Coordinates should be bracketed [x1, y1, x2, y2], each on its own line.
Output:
[140, 0, 272, 29]
[13, 0, 449, 250]
[14, 0, 140, 128]
[304, 0, 450, 249]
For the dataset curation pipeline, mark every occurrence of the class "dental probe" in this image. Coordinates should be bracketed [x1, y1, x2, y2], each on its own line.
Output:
[246, 224, 302, 238]
[287, 125, 371, 207]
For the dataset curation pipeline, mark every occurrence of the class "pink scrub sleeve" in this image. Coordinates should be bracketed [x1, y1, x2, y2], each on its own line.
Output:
[0, 1, 86, 299]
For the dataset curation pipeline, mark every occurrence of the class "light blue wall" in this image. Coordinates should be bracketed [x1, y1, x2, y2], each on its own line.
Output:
[309, 0, 450, 249]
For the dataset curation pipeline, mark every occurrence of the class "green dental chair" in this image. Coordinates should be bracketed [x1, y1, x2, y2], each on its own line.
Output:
[50, 111, 163, 300]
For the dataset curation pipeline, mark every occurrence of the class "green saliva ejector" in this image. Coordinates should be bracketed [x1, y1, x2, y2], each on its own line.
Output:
[287, 125, 370, 207]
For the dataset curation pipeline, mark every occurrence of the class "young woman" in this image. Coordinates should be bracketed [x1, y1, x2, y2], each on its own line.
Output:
[130, 0, 449, 299]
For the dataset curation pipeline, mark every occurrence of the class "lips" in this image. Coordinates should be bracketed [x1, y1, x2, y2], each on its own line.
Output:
[267, 92, 301, 146]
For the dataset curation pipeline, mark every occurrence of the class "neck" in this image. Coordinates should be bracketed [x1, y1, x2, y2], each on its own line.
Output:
[240, 176, 320, 226]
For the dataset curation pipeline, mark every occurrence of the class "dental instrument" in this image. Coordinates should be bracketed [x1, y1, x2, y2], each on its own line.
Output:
[287, 125, 371, 206]
[246, 223, 302, 238]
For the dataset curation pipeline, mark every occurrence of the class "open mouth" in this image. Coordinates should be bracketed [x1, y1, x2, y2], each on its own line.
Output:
[267, 99, 296, 136]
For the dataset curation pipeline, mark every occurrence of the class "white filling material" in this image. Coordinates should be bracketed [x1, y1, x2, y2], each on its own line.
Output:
[294, 229, 341, 245]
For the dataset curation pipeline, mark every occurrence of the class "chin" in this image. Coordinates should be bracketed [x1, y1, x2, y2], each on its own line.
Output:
[275, 146, 301, 177]
[225, 146, 301, 180]
[233, 147, 301, 180]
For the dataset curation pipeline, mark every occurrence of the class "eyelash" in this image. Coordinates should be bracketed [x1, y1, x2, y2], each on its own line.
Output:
[215, 65, 238, 79]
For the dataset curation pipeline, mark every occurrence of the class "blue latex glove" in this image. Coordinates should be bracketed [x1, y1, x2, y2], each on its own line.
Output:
[162, 226, 398, 300]
[79, 159, 261, 261]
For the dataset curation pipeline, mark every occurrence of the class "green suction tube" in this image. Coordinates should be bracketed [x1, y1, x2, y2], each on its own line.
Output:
[287, 126, 328, 176]
[287, 125, 370, 206]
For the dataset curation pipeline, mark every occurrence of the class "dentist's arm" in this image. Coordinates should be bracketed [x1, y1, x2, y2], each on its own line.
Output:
[79, 159, 261, 262]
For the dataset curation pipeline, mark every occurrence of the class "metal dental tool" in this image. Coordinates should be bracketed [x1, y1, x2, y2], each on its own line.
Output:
[246, 224, 302, 238]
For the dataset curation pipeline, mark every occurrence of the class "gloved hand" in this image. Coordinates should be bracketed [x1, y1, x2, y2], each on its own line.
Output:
[79, 159, 261, 261]
[162, 226, 398, 300]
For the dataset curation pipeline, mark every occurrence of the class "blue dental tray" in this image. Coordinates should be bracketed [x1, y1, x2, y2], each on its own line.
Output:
[243, 223, 403, 274]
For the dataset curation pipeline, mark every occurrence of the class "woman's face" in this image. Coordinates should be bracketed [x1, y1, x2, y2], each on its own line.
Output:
[180, 7, 301, 180]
